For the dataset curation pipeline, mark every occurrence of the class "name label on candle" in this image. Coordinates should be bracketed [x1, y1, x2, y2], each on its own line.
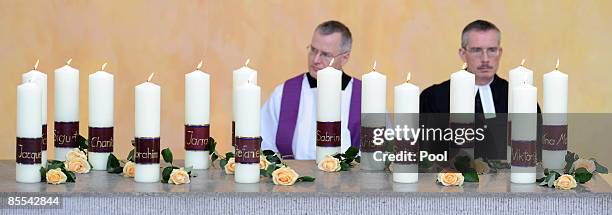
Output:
[316, 121, 341, 147]
[185, 125, 210, 151]
[42, 124, 47, 151]
[449, 123, 475, 148]
[511, 140, 537, 167]
[394, 139, 419, 164]
[88, 127, 114, 153]
[543, 125, 568, 151]
[360, 126, 385, 152]
[16, 138, 42, 164]
[134, 138, 160, 164]
[235, 137, 261, 164]
[54, 121, 79, 148]
[506, 121, 511, 146]
[231, 121, 235, 147]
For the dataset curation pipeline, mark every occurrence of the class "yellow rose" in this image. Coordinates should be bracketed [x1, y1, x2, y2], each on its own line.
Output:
[46, 168, 67, 185]
[437, 171, 464, 186]
[471, 158, 490, 175]
[272, 166, 299, 186]
[260, 157, 271, 170]
[66, 148, 87, 161]
[64, 158, 91, 174]
[224, 158, 236, 175]
[572, 159, 596, 173]
[554, 174, 577, 190]
[318, 155, 341, 172]
[123, 161, 136, 177]
[169, 168, 191, 185]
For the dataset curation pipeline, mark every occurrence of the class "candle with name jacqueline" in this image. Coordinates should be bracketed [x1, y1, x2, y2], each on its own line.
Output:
[16, 81, 42, 183]
[232, 59, 257, 148]
[542, 59, 568, 170]
[185, 61, 211, 169]
[234, 75, 261, 183]
[360, 61, 387, 171]
[88, 63, 114, 170]
[316, 60, 342, 164]
[54, 59, 80, 161]
[510, 81, 537, 184]
[392, 73, 420, 183]
[134, 73, 161, 183]
[22, 60, 48, 166]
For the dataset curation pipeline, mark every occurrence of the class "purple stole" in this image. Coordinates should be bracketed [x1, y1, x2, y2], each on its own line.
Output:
[275, 73, 361, 159]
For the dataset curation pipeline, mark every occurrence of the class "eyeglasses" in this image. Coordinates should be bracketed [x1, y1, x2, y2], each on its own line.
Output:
[307, 45, 348, 63]
[463, 47, 500, 58]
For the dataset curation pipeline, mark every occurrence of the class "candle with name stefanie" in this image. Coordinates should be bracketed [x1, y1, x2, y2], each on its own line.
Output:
[134, 73, 161, 183]
[510, 81, 538, 184]
[22, 60, 47, 167]
[234, 76, 261, 183]
[16, 81, 42, 183]
[316, 60, 342, 164]
[54, 59, 80, 161]
[88, 63, 114, 170]
[393, 73, 420, 183]
[185, 61, 211, 170]
[360, 61, 387, 171]
[232, 59, 257, 148]
[542, 59, 568, 170]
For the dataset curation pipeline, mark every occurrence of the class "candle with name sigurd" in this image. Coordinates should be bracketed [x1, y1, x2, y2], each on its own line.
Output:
[16, 80, 42, 183]
[393, 73, 420, 183]
[234, 74, 261, 183]
[232, 59, 257, 148]
[134, 73, 161, 183]
[360, 61, 387, 170]
[54, 59, 80, 161]
[185, 60, 211, 169]
[542, 59, 568, 170]
[316, 59, 342, 164]
[507, 59, 534, 161]
[22, 60, 48, 167]
[510, 80, 537, 184]
[88, 63, 114, 170]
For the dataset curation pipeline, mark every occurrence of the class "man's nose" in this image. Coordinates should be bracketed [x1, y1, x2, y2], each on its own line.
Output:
[313, 52, 322, 64]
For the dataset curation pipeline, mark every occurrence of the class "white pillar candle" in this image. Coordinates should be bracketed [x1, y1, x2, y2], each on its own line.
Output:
[22, 61, 47, 167]
[507, 60, 534, 161]
[542, 61, 568, 170]
[450, 66, 475, 123]
[316, 65, 342, 163]
[393, 74, 420, 183]
[232, 59, 257, 147]
[16, 81, 42, 183]
[361, 62, 387, 171]
[510, 82, 538, 184]
[54, 59, 80, 161]
[88, 63, 114, 170]
[134, 74, 160, 183]
[185, 61, 211, 170]
[361, 64, 387, 114]
[234, 78, 261, 184]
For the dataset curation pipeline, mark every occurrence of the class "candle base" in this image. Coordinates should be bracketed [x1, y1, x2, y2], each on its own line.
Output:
[542, 150, 566, 170]
[41, 150, 47, 167]
[511, 167, 536, 184]
[185, 151, 210, 170]
[135, 164, 160, 183]
[16, 163, 42, 183]
[360, 152, 386, 170]
[392, 164, 419, 183]
[316, 146, 340, 164]
[88, 152, 110, 171]
[55, 147, 77, 161]
[235, 163, 260, 183]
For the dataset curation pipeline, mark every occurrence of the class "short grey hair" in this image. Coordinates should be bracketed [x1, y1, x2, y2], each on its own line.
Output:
[461, 20, 501, 48]
[314, 20, 352, 53]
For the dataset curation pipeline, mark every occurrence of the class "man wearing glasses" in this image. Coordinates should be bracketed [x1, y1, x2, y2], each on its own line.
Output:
[260, 20, 361, 159]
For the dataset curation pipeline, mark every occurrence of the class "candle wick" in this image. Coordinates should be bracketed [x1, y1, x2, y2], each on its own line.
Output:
[101, 62, 107, 71]
[34, 59, 40, 70]
[329, 58, 335, 67]
[197, 60, 203, 70]
[555, 58, 560, 70]
[245, 58, 250, 67]
[66, 58, 72, 65]
[521, 59, 525, 67]
[462, 62, 467, 70]
[406, 72, 411, 83]
[372, 60, 377, 71]
[147, 73, 155, 82]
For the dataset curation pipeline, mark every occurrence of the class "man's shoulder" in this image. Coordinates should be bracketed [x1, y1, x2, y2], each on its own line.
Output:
[422, 79, 450, 96]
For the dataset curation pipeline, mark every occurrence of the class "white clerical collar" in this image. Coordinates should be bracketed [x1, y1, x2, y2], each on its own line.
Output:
[474, 78, 496, 117]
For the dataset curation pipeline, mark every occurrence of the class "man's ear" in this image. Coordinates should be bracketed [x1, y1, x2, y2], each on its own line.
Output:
[498, 47, 503, 58]
[339, 52, 351, 67]
[458, 48, 467, 62]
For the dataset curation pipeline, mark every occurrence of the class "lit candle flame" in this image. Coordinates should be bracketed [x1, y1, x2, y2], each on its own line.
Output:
[372, 60, 377, 71]
[101, 62, 107, 71]
[245, 58, 250, 67]
[66, 58, 73, 65]
[147, 73, 155, 82]
[329, 58, 335, 67]
[462, 62, 467, 70]
[521, 59, 525, 67]
[555, 58, 560, 70]
[197, 60, 203, 70]
[406, 72, 412, 83]
[34, 59, 40, 70]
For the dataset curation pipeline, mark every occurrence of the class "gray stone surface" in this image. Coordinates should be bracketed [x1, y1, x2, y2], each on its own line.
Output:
[1, 160, 610, 214]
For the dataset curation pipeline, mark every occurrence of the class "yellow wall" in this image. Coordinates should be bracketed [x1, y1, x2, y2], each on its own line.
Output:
[1, 0, 611, 160]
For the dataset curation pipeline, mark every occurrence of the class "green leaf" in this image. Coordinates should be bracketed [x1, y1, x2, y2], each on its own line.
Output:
[225, 152, 235, 159]
[106, 154, 122, 174]
[208, 137, 216, 152]
[340, 162, 349, 171]
[297, 176, 316, 182]
[593, 160, 608, 174]
[454, 156, 472, 173]
[161, 148, 173, 164]
[262, 150, 275, 156]
[220, 159, 228, 170]
[345, 147, 359, 158]
[462, 169, 479, 182]
[161, 166, 174, 183]
[547, 171, 561, 187]
[536, 177, 546, 183]
[131, 139, 136, 146]
[260, 169, 268, 176]
[211, 152, 219, 164]
[355, 156, 360, 163]
[127, 149, 135, 162]
[63, 169, 76, 183]
[47, 160, 65, 170]
[77, 135, 88, 152]
[265, 164, 276, 176]
[40, 167, 47, 182]
[267, 155, 281, 164]
[574, 168, 593, 184]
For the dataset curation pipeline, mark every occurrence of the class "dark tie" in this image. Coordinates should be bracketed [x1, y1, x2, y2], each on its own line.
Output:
[475, 89, 483, 113]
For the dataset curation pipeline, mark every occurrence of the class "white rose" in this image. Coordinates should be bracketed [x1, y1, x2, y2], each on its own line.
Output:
[123, 161, 136, 177]
[554, 174, 577, 190]
[437, 171, 464, 186]
[318, 155, 341, 172]
[66, 148, 87, 161]
[572, 159, 596, 173]
[260, 156, 271, 170]
[64, 158, 91, 174]
[224, 158, 236, 175]
[46, 168, 67, 185]
[169, 168, 191, 185]
[471, 158, 490, 175]
[272, 166, 299, 186]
